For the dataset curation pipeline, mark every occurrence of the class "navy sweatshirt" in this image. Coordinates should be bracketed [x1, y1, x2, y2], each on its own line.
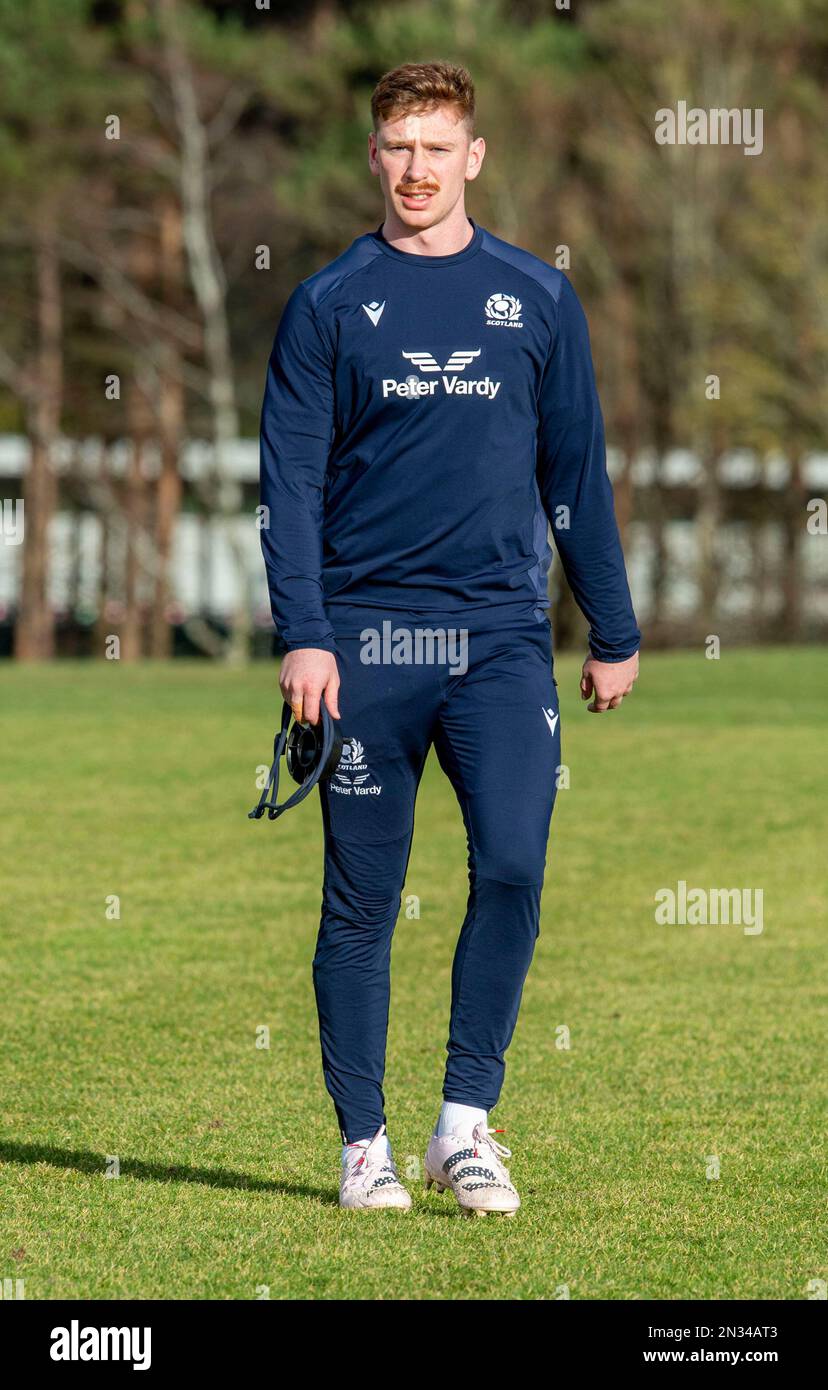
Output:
[259, 217, 640, 661]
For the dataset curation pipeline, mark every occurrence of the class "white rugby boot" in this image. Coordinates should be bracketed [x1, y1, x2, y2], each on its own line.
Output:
[339, 1124, 412, 1210]
[424, 1121, 520, 1216]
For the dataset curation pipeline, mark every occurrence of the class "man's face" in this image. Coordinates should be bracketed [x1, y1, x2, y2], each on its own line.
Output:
[368, 104, 485, 227]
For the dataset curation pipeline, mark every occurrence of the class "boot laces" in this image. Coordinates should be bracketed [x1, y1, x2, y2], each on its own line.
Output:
[343, 1124, 401, 1190]
[471, 1122, 512, 1174]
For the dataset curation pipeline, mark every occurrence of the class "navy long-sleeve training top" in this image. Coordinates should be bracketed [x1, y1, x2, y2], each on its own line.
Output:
[259, 216, 640, 661]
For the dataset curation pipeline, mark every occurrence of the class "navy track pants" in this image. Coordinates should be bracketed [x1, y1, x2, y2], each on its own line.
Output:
[313, 618, 561, 1142]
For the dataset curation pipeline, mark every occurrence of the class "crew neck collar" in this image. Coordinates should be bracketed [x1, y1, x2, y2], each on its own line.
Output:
[371, 217, 483, 267]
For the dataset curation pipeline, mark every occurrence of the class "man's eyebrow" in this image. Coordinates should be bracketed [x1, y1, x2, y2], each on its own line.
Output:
[383, 138, 456, 147]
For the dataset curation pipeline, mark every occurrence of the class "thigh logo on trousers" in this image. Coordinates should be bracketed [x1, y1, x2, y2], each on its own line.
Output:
[541, 705, 560, 737]
[330, 737, 383, 797]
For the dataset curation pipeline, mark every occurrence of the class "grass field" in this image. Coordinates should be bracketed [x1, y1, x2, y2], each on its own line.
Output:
[0, 648, 825, 1300]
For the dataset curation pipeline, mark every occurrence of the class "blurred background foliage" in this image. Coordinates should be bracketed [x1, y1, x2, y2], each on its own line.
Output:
[0, 0, 826, 660]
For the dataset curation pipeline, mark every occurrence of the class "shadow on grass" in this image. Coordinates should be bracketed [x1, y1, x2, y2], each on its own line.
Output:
[0, 1139, 338, 1205]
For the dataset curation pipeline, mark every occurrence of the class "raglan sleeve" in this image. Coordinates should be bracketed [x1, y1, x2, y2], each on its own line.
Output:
[259, 282, 337, 653]
[535, 274, 640, 662]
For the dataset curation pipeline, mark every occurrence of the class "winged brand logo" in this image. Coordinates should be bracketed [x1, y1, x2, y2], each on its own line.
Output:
[362, 300, 386, 326]
[382, 348, 501, 401]
[401, 350, 481, 373]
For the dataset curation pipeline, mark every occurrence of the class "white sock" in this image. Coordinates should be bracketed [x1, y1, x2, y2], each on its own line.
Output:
[435, 1101, 488, 1139]
[341, 1132, 391, 1167]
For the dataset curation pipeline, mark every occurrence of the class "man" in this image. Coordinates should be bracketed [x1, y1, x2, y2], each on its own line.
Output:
[259, 61, 639, 1216]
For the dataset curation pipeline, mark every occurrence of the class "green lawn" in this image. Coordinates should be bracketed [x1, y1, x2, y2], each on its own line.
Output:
[0, 648, 825, 1300]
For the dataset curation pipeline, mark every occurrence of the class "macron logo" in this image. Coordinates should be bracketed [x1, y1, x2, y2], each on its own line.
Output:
[542, 707, 559, 736]
[362, 300, 386, 326]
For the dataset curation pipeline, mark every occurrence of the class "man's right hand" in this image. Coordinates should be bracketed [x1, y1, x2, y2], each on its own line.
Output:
[280, 648, 341, 725]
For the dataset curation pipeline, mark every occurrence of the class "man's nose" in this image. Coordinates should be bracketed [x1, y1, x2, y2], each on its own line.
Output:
[406, 153, 430, 182]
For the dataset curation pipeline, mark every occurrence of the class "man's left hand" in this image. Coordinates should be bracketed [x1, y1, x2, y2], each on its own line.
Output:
[580, 652, 639, 712]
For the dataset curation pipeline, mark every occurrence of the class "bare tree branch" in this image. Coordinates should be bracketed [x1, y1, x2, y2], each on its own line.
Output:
[0, 345, 35, 404]
[59, 236, 202, 352]
[156, 0, 249, 663]
[207, 80, 253, 149]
